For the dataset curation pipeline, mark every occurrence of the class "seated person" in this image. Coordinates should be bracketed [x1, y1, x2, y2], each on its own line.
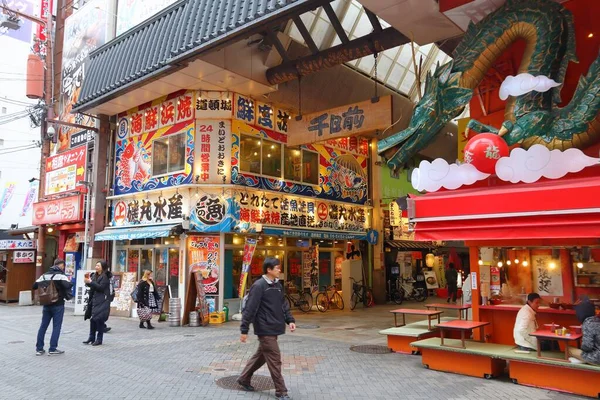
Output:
[513, 293, 541, 352]
[568, 299, 600, 365]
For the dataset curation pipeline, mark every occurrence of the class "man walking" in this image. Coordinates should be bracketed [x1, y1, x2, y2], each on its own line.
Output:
[32, 259, 73, 356]
[238, 257, 295, 400]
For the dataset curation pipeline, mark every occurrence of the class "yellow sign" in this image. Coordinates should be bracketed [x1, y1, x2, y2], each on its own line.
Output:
[287, 96, 392, 146]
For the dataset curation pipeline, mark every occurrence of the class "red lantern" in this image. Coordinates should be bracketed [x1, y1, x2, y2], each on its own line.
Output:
[463, 133, 509, 174]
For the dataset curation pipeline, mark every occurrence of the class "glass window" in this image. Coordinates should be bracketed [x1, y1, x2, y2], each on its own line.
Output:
[116, 250, 127, 273]
[284, 148, 302, 181]
[140, 249, 153, 275]
[286, 250, 303, 293]
[127, 249, 139, 274]
[152, 132, 186, 176]
[302, 150, 319, 185]
[262, 139, 282, 177]
[155, 248, 168, 286]
[240, 135, 261, 174]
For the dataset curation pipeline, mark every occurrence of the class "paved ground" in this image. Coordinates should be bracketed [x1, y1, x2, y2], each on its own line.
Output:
[0, 301, 585, 400]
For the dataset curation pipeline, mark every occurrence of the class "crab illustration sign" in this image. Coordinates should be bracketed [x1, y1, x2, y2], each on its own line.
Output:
[287, 96, 392, 146]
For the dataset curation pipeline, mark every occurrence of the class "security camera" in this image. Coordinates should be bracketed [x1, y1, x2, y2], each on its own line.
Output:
[46, 126, 56, 139]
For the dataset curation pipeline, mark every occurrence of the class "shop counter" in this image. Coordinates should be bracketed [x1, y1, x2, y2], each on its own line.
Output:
[479, 305, 578, 345]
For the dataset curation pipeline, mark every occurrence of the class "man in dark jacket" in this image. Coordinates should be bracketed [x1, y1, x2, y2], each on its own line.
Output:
[32, 259, 73, 356]
[238, 257, 295, 400]
[445, 263, 459, 303]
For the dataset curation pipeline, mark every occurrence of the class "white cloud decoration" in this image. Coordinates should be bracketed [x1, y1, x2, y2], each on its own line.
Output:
[495, 145, 599, 183]
[499, 73, 561, 100]
[411, 159, 490, 192]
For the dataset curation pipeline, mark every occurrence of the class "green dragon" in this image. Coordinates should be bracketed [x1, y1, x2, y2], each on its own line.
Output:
[378, 0, 600, 170]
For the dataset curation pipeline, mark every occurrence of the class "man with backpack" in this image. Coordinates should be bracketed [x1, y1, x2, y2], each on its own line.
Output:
[32, 259, 73, 356]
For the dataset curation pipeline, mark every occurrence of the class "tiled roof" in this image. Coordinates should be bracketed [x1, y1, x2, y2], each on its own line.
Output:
[74, 0, 312, 112]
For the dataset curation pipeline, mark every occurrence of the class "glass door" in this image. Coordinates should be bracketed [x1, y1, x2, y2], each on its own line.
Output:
[127, 249, 140, 274]
[154, 248, 168, 286]
[168, 248, 180, 298]
[319, 252, 331, 289]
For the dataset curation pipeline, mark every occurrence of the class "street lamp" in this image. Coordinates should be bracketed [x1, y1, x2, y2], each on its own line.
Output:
[77, 180, 93, 268]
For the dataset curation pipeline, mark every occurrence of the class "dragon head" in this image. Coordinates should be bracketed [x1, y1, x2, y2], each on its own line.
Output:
[377, 60, 472, 170]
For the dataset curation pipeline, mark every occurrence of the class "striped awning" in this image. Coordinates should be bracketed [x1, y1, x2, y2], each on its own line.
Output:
[384, 240, 436, 250]
[95, 224, 179, 241]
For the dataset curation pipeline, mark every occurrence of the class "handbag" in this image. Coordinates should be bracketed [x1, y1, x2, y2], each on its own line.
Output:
[130, 286, 139, 303]
[137, 306, 152, 320]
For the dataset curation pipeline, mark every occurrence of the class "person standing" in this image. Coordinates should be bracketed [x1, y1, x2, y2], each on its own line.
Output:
[238, 258, 295, 400]
[83, 261, 112, 346]
[136, 270, 160, 329]
[445, 263, 459, 303]
[33, 259, 73, 356]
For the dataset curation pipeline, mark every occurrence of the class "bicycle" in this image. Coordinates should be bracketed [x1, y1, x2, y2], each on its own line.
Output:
[398, 277, 427, 302]
[284, 288, 313, 313]
[350, 277, 374, 310]
[387, 277, 404, 305]
[315, 285, 344, 312]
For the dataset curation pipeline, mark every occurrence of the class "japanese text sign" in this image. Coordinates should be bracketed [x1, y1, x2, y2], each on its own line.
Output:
[45, 145, 87, 195]
[13, 250, 35, 263]
[188, 236, 221, 295]
[287, 96, 392, 146]
[112, 191, 188, 227]
[33, 195, 82, 225]
[195, 91, 233, 119]
[0, 240, 35, 250]
[194, 120, 232, 184]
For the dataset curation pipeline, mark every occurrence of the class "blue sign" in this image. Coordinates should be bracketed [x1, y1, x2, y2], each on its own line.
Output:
[366, 229, 378, 245]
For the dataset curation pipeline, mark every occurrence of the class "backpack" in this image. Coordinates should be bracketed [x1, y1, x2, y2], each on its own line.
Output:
[38, 274, 60, 305]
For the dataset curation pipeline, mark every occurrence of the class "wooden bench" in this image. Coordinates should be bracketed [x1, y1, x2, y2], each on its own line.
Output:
[411, 338, 511, 379]
[380, 317, 457, 354]
[501, 349, 600, 398]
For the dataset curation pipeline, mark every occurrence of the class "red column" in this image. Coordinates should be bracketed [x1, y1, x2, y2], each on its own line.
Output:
[58, 231, 66, 261]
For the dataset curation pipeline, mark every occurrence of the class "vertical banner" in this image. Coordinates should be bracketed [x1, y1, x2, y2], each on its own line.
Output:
[188, 236, 220, 295]
[0, 182, 16, 215]
[303, 245, 319, 293]
[532, 254, 564, 296]
[20, 181, 38, 216]
[490, 266, 501, 293]
[238, 237, 257, 299]
[74, 269, 95, 316]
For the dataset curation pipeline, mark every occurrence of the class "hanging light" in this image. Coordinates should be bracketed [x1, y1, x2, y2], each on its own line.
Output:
[506, 260, 512, 266]
[514, 258, 520, 264]
[497, 261, 503, 267]
[425, 253, 435, 268]
[577, 262, 584, 269]
[549, 261, 557, 269]
[478, 259, 483, 266]
[522, 260, 529, 267]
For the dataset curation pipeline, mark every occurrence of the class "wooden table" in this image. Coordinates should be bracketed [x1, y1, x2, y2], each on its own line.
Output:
[529, 329, 583, 361]
[425, 303, 471, 320]
[389, 308, 443, 329]
[437, 320, 490, 349]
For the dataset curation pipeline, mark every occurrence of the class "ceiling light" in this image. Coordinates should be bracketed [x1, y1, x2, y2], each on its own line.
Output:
[506, 260, 512, 266]
[577, 262, 584, 269]
[549, 262, 556, 269]
[478, 259, 483, 266]
[588, 33, 594, 38]
[497, 261, 503, 267]
[514, 258, 519, 264]
[522, 260, 529, 267]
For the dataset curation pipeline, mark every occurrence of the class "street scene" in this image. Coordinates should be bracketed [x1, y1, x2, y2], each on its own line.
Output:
[1, 0, 600, 399]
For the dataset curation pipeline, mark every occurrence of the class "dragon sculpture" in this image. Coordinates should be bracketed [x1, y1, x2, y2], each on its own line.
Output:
[378, 0, 600, 170]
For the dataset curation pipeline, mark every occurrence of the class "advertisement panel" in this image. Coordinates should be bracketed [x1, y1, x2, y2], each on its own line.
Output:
[188, 236, 220, 296]
[33, 195, 82, 225]
[45, 145, 86, 195]
[111, 191, 188, 227]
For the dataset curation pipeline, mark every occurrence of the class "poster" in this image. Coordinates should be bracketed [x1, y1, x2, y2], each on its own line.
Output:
[111, 272, 137, 316]
[424, 270, 439, 289]
[44, 146, 87, 195]
[532, 255, 563, 296]
[238, 237, 257, 299]
[65, 253, 76, 278]
[188, 236, 220, 295]
[302, 246, 319, 292]
[490, 266, 501, 293]
[193, 271, 210, 326]
[74, 269, 95, 316]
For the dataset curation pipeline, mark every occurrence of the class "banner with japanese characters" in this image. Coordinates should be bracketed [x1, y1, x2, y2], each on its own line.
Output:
[188, 236, 220, 295]
[111, 191, 189, 227]
[195, 91, 233, 119]
[45, 145, 86, 195]
[0, 240, 35, 250]
[238, 238, 257, 300]
[302, 245, 319, 292]
[58, 0, 108, 152]
[74, 269, 95, 316]
[20, 181, 38, 217]
[189, 191, 238, 233]
[194, 120, 232, 184]
[234, 93, 292, 134]
[13, 250, 35, 263]
[0, 182, 16, 215]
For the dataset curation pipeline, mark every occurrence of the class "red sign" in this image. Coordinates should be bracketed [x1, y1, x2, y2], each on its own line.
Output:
[317, 202, 328, 221]
[113, 201, 127, 226]
[36, 0, 53, 56]
[33, 195, 82, 225]
[44, 145, 87, 195]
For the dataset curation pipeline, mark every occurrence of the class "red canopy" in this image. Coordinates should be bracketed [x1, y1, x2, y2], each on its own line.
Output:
[410, 176, 600, 241]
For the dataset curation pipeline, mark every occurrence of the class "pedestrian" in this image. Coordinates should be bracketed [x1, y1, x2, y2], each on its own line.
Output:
[238, 257, 295, 400]
[445, 263, 459, 303]
[568, 298, 600, 365]
[83, 260, 112, 346]
[33, 259, 73, 356]
[136, 269, 159, 329]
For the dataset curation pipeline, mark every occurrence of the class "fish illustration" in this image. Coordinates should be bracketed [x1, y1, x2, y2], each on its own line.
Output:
[118, 142, 151, 189]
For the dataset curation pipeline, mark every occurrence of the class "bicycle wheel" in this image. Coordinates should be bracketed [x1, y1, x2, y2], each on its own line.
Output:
[298, 292, 313, 313]
[414, 288, 427, 302]
[392, 289, 403, 305]
[316, 293, 329, 312]
[333, 292, 344, 310]
[365, 290, 374, 307]
[350, 292, 358, 310]
[285, 295, 292, 310]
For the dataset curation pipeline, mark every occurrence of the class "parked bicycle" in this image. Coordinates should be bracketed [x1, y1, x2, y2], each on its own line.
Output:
[396, 277, 427, 303]
[284, 283, 313, 313]
[350, 277, 374, 310]
[315, 285, 344, 312]
[387, 277, 404, 305]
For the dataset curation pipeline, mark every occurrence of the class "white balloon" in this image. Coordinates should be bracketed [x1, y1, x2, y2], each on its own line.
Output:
[499, 73, 561, 100]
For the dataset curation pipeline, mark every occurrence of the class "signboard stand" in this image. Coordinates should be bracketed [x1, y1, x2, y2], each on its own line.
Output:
[182, 271, 209, 326]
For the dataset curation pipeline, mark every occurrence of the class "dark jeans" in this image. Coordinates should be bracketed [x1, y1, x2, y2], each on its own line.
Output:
[89, 319, 104, 343]
[239, 336, 287, 396]
[36, 304, 65, 352]
[447, 285, 457, 302]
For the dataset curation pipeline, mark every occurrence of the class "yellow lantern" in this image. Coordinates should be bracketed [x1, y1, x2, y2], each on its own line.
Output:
[425, 253, 435, 268]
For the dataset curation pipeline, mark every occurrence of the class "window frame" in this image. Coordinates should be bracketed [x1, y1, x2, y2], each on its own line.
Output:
[151, 131, 187, 178]
[283, 147, 321, 186]
[239, 134, 284, 179]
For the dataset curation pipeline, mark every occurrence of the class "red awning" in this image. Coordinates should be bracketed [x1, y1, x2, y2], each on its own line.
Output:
[410, 176, 600, 241]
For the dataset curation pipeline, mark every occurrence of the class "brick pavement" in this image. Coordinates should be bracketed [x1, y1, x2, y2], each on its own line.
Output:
[0, 303, 584, 400]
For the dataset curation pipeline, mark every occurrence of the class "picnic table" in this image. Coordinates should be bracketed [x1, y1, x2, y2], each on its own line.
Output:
[438, 320, 490, 349]
[389, 308, 443, 329]
[530, 329, 583, 361]
[425, 303, 471, 320]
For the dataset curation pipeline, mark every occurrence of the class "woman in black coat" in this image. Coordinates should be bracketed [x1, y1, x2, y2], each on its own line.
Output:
[137, 269, 160, 329]
[83, 260, 111, 346]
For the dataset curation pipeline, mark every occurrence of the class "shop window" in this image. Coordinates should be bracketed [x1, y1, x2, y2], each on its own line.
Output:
[152, 132, 186, 176]
[283, 148, 319, 185]
[302, 150, 319, 185]
[262, 139, 282, 177]
[240, 135, 261, 174]
[284, 148, 302, 181]
[240, 134, 282, 178]
[286, 238, 311, 248]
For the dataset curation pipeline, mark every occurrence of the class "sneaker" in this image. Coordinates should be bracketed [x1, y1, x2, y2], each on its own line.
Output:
[236, 379, 255, 392]
[569, 357, 584, 364]
[48, 349, 65, 355]
[35, 350, 45, 356]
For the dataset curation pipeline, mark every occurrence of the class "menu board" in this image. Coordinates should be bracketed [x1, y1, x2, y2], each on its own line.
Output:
[193, 271, 209, 326]
[111, 272, 137, 317]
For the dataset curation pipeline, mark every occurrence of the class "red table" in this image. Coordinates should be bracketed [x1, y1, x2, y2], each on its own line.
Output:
[389, 308, 443, 329]
[437, 320, 490, 349]
[529, 329, 583, 361]
[425, 303, 471, 320]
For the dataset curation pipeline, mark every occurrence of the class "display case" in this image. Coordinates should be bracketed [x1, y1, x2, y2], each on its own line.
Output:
[573, 262, 600, 287]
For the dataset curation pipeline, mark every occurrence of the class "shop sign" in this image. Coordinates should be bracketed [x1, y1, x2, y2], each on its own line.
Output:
[287, 96, 392, 146]
[195, 91, 233, 119]
[70, 130, 94, 147]
[189, 192, 236, 233]
[45, 145, 87, 195]
[33, 195, 82, 225]
[111, 192, 188, 227]
[13, 250, 35, 263]
[389, 200, 401, 227]
[324, 136, 369, 157]
[302, 246, 319, 292]
[188, 236, 220, 295]
[194, 120, 232, 183]
[0, 240, 35, 250]
[263, 228, 367, 240]
[233, 93, 292, 134]
[74, 269, 95, 316]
